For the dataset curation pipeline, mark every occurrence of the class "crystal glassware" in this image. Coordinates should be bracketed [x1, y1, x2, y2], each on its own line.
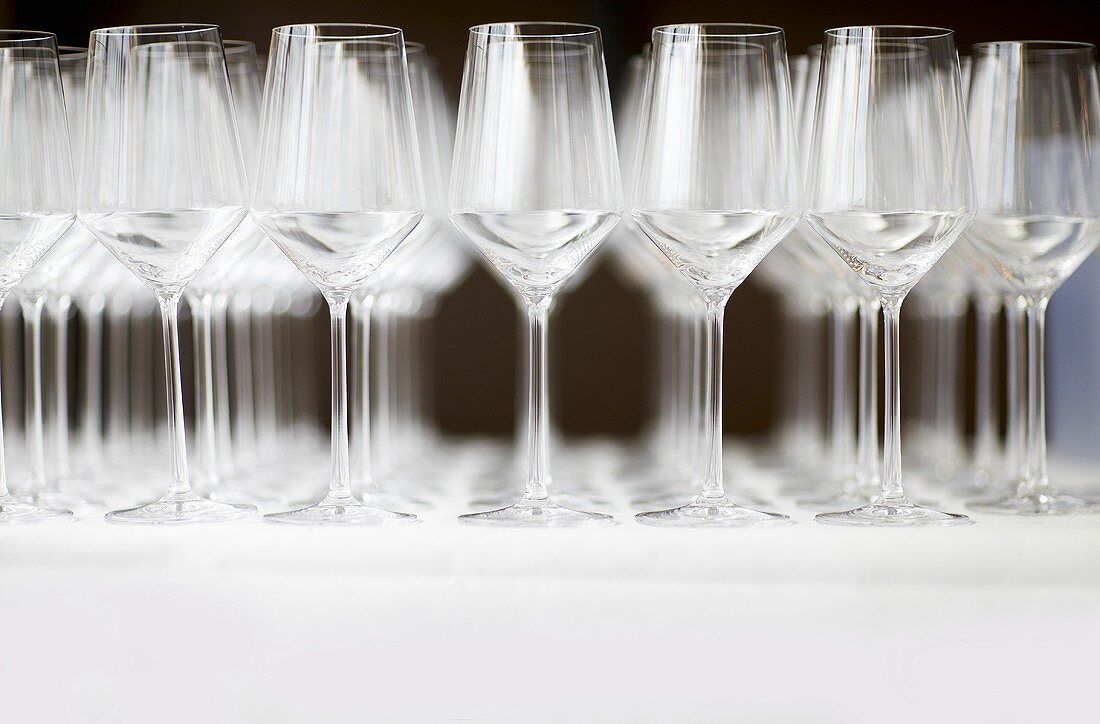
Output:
[0, 30, 77, 523]
[252, 24, 424, 525]
[806, 26, 975, 526]
[630, 24, 800, 526]
[965, 41, 1100, 514]
[79, 24, 256, 523]
[449, 22, 622, 526]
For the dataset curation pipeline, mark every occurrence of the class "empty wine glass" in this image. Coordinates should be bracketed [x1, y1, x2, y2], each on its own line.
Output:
[16, 45, 101, 510]
[79, 24, 255, 523]
[0, 30, 76, 523]
[806, 26, 975, 526]
[630, 24, 799, 526]
[252, 23, 423, 525]
[966, 41, 1100, 514]
[449, 22, 621, 526]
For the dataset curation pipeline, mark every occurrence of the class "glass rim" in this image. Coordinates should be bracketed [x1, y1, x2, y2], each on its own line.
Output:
[468, 22, 600, 39]
[972, 39, 1096, 55]
[825, 25, 955, 40]
[0, 29, 56, 45]
[90, 23, 220, 37]
[271, 23, 403, 40]
[653, 23, 784, 39]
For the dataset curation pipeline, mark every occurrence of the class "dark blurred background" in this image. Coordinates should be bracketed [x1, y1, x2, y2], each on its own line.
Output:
[10, 0, 1100, 438]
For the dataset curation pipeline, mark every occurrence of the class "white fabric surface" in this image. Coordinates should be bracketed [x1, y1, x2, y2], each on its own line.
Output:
[2, 441, 1098, 723]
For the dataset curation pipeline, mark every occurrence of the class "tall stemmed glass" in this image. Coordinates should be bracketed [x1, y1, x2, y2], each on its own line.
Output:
[17, 45, 99, 509]
[807, 26, 975, 526]
[450, 22, 621, 527]
[80, 24, 255, 523]
[0, 30, 76, 522]
[966, 41, 1100, 514]
[253, 24, 422, 525]
[631, 24, 799, 526]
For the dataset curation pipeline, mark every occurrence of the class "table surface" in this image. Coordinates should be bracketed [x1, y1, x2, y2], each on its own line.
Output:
[2, 439, 1098, 723]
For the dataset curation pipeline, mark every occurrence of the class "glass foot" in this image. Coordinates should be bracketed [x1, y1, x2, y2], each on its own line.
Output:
[797, 485, 938, 510]
[469, 490, 610, 510]
[106, 493, 256, 525]
[636, 496, 790, 528]
[631, 490, 771, 509]
[815, 498, 970, 526]
[0, 498, 73, 524]
[264, 495, 419, 526]
[968, 490, 1099, 515]
[20, 488, 104, 510]
[459, 496, 615, 528]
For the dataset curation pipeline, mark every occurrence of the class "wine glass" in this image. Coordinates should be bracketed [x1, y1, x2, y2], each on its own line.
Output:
[0, 30, 76, 523]
[15, 45, 102, 509]
[449, 22, 621, 527]
[806, 26, 975, 526]
[79, 24, 255, 524]
[252, 23, 423, 525]
[630, 24, 799, 526]
[965, 41, 1100, 514]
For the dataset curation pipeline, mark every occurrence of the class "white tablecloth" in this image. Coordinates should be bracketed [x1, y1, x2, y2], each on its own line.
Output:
[2, 441, 1097, 723]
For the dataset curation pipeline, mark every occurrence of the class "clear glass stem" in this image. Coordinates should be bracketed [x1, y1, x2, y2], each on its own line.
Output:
[827, 301, 856, 480]
[130, 307, 153, 449]
[325, 297, 353, 503]
[353, 294, 378, 494]
[856, 298, 880, 489]
[254, 301, 277, 451]
[190, 294, 217, 488]
[211, 293, 236, 480]
[50, 294, 74, 480]
[159, 297, 192, 499]
[880, 299, 905, 502]
[522, 297, 552, 502]
[1005, 297, 1026, 481]
[934, 300, 965, 459]
[374, 306, 392, 479]
[230, 295, 257, 465]
[688, 300, 706, 480]
[794, 299, 824, 456]
[79, 294, 105, 470]
[1023, 298, 1050, 494]
[700, 301, 726, 500]
[106, 299, 131, 454]
[21, 294, 46, 492]
[973, 295, 1001, 473]
[0, 298, 10, 498]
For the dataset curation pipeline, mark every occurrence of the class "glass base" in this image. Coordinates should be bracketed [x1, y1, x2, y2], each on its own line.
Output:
[20, 488, 104, 510]
[469, 491, 610, 510]
[631, 490, 771, 509]
[264, 495, 419, 526]
[797, 484, 938, 510]
[106, 493, 256, 525]
[635, 496, 790, 528]
[0, 497, 73, 524]
[459, 496, 615, 528]
[968, 490, 1099, 515]
[815, 498, 970, 527]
